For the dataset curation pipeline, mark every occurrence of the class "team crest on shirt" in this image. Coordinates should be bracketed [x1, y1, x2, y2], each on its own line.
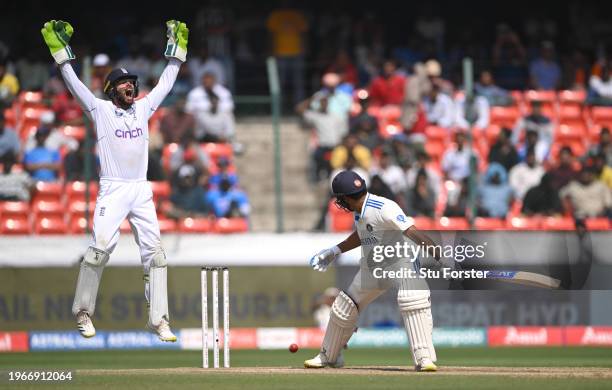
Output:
[366, 224, 373, 232]
[397, 214, 406, 222]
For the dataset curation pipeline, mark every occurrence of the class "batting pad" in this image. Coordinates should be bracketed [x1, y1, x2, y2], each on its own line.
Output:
[399, 291, 436, 364]
[149, 266, 169, 326]
[320, 291, 358, 363]
[72, 262, 104, 316]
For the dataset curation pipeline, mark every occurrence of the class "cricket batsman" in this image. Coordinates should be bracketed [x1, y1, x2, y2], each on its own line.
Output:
[305, 170, 439, 371]
[41, 19, 189, 341]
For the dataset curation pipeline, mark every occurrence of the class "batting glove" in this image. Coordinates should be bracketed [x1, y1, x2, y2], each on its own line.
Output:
[309, 246, 341, 272]
[164, 20, 189, 62]
[41, 20, 75, 64]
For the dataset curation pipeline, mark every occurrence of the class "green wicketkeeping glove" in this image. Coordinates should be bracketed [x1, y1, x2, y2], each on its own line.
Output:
[41, 20, 75, 64]
[164, 20, 188, 62]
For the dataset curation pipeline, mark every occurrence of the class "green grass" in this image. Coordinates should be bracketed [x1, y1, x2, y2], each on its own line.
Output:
[0, 348, 611, 389]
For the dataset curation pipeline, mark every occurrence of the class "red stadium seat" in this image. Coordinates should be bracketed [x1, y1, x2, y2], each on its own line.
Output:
[490, 106, 520, 128]
[590, 107, 612, 123]
[558, 90, 586, 105]
[474, 217, 506, 230]
[3, 108, 16, 127]
[379, 105, 402, 122]
[17, 91, 45, 109]
[506, 216, 541, 230]
[328, 201, 354, 232]
[0, 201, 30, 218]
[60, 125, 86, 140]
[66, 181, 98, 202]
[541, 217, 575, 231]
[68, 215, 93, 234]
[34, 215, 67, 235]
[366, 106, 382, 119]
[484, 124, 502, 145]
[584, 218, 610, 231]
[555, 124, 586, 142]
[524, 90, 557, 104]
[425, 126, 449, 143]
[558, 105, 583, 122]
[408, 216, 434, 230]
[202, 143, 233, 161]
[436, 217, 469, 230]
[150, 181, 171, 203]
[32, 200, 65, 218]
[424, 141, 445, 162]
[178, 217, 214, 233]
[161, 143, 179, 174]
[215, 218, 249, 233]
[0, 216, 31, 234]
[378, 122, 402, 138]
[157, 216, 177, 233]
[33, 181, 63, 202]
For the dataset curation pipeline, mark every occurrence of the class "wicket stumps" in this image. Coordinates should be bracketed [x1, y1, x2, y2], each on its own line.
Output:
[201, 267, 230, 368]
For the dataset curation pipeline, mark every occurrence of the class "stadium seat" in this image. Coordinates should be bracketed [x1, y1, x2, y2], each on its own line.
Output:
[558, 105, 583, 122]
[484, 124, 502, 145]
[409, 216, 434, 230]
[541, 217, 575, 231]
[66, 181, 98, 202]
[378, 122, 402, 138]
[506, 216, 541, 230]
[424, 141, 445, 162]
[157, 217, 177, 233]
[215, 218, 249, 233]
[524, 90, 557, 104]
[584, 218, 610, 231]
[161, 143, 179, 174]
[436, 217, 469, 230]
[558, 90, 586, 106]
[379, 105, 402, 122]
[33, 181, 63, 202]
[3, 108, 16, 127]
[474, 217, 506, 230]
[178, 217, 214, 233]
[34, 215, 68, 235]
[150, 181, 171, 204]
[202, 143, 233, 161]
[17, 91, 45, 109]
[67, 215, 92, 234]
[328, 200, 354, 232]
[425, 126, 449, 143]
[555, 124, 586, 142]
[366, 106, 382, 119]
[0, 201, 30, 218]
[32, 200, 64, 218]
[588, 124, 608, 143]
[0, 216, 31, 235]
[60, 125, 86, 140]
[590, 107, 612, 123]
[490, 106, 520, 128]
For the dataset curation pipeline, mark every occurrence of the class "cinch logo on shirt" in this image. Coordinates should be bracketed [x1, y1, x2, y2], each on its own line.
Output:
[115, 128, 143, 139]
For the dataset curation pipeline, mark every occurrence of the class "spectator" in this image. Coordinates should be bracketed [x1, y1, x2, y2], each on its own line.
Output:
[15, 51, 48, 92]
[424, 59, 454, 95]
[512, 100, 553, 159]
[297, 92, 348, 181]
[371, 151, 407, 197]
[0, 59, 19, 109]
[169, 131, 209, 177]
[368, 60, 405, 106]
[488, 127, 519, 172]
[0, 163, 33, 201]
[330, 134, 371, 171]
[368, 173, 397, 201]
[405, 150, 441, 200]
[206, 177, 250, 218]
[91, 53, 112, 98]
[588, 63, 612, 105]
[64, 140, 100, 181]
[208, 157, 239, 189]
[188, 45, 226, 88]
[548, 146, 578, 191]
[454, 93, 490, 129]
[492, 24, 528, 90]
[401, 62, 431, 132]
[160, 97, 195, 144]
[560, 166, 612, 219]
[587, 127, 612, 166]
[312, 287, 340, 330]
[406, 168, 436, 217]
[326, 51, 358, 87]
[349, 90, 381, 150]
[423, 84, 455, 129]
[529, 41, 561, 90]
[441, 131, 474, 182]
[475, 70, 513, 106]
[193, 91, 236, 144]
[266, 5, 308, 105]
[25, 111, 78, 153]
[522, 173, 563, 216]
[444, 177, 469, 217]
[517, 129, 549, 163]
[23, 127, 61, 182]
[51, 83, 84, 126]
[186, 72, 234, 141]
[591, 152, 612, 189]
[316, 72, 352, 117]
[0, 112, 20, 174]
[167, 164, 209, 219]
[509, 148, 545, 200]
[477, 162, 513, 218]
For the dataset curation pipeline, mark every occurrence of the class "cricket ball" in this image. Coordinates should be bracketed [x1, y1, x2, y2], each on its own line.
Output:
[289, 343, 299, 353]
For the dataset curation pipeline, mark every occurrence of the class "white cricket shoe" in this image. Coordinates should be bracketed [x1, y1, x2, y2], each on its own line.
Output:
[147, 318, 177, 342]
[76, 311, 96, 338]
[304, 352, 344, 368]
[415, 357, 438, 372]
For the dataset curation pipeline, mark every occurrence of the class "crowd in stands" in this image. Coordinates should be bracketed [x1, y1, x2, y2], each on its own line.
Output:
[0, 49, 250, 234]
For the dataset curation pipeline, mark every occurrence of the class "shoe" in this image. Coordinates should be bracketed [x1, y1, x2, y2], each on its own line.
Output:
[304, 352, 344, 368]
[76, 311, 96, 338]
[147, 318, 177, 342]
[415, 358, 438, 372]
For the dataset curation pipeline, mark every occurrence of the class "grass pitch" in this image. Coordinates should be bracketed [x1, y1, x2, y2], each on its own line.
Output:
[1, 347, 611, 389]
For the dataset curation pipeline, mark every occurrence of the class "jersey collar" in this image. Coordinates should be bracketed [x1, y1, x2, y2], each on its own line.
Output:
[355, 192, 371, 221]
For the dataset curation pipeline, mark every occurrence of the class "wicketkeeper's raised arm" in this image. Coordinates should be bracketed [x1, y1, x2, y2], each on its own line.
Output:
[41, 20, 96, 113]
[145, 20, 189, 111]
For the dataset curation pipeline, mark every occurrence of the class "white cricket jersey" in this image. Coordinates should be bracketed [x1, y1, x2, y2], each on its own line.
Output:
[354, 193, 413, 259]
[60, 60, 181, 181]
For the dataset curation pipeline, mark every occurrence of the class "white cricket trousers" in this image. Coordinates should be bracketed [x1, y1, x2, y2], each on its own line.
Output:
[91, 179, 162, 274]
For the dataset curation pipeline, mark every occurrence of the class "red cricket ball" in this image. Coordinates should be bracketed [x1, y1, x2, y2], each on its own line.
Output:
[289, 343, 299, 353]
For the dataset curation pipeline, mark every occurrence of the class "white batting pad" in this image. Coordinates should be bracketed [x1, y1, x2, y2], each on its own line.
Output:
[149, 266, 169, 326]
[320, 291, 358, 363]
